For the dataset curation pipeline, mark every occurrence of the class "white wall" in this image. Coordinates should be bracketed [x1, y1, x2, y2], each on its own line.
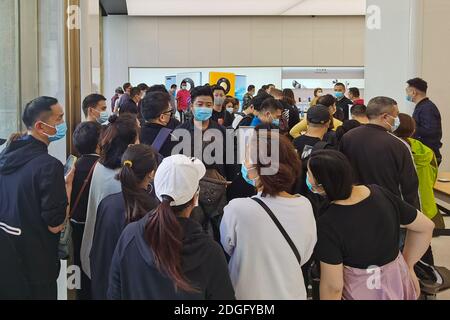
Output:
[103, 15, 365, 102]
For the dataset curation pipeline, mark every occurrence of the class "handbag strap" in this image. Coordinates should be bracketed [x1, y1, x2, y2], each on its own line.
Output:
[152, 128, 172, 153]
[69, 160, 98, 218]
[252, 197, 302, 266]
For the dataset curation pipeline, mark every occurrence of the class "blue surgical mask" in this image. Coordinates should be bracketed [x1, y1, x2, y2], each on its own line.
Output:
[97, 111, 109, 124]
[334, 92, 344, 99]
[306, 172, 324, 195]
[387, 115, 401, 132]
[42, 122, 67, 142]
[226, 108, 234, 114]
[272, 119, 280, 127]
[193, 107, 213, 122]
[241, 164, 256, 187]
[406, 95, 413, 102]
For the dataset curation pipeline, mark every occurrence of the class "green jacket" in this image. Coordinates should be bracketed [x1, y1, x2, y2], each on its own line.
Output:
[408, 138, 438, 219]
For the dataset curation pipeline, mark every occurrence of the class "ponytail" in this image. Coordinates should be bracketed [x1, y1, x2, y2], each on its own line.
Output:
[145, 197, 197, 293]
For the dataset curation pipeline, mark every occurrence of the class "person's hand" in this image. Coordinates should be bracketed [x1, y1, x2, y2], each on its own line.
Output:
[65, 167, 75, 186]
[409, 267, 421, 299]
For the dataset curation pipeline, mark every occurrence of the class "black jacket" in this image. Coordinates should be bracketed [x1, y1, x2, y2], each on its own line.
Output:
[108, 214, 235, 300]
[336, 97, 353, 121]
[340, 124, 420, 209]
[412, 98, 443, 160]
[141, 122, 177, 158]
[0, 135, 67, 286]
[212, 110, 235, 128]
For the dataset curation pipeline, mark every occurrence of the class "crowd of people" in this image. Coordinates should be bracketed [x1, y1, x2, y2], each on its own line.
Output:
[0, 76, 444, 300]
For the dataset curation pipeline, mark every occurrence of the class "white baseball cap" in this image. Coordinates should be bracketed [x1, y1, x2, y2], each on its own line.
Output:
[154, 154, 206, 207]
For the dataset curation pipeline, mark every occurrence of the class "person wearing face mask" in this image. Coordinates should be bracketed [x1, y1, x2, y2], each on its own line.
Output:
[82, 94, 109, 124]
[333, 83, 353, 121]
[108, 155, 235, 300]
[339, 97, 421, 211]
[406, 78, 443, 166]
[140, 91, 178, 158]
[220, 130, 317, 300]
[308, 150, 433, 300]
[211, 86, 232, 127]
[250, 97, 283, 128]
[310, 88, 324, 108]
[243, 85, 256, 109]
[216, 96, 236, 128]
[90, 144, 159, 300]
[0, 97, 72, 299]
[176, 81, 191, 122]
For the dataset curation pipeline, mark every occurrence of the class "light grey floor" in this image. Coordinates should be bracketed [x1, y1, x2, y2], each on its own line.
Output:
[434, 215, 450, 300]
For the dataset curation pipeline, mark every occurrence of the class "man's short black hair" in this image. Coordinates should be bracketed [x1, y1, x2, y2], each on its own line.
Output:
[407, 77, 428, 93]
[141, 92, 172, 121]
[22, 96, 59, 129]
[251, 92, 273, 111]
[130, 87, 141, 98]
[123, 83, 132, 91]
[190, 85, 214, 104]
[308, 150, 354, 202]
[267, 84, 275, 88]
[181, 80, 187, 86]
[212, 85, 226, 94]
[260, 97, 284, 113]
[248, 85, 255, 92]
[349, 87, 360, 98]
[115, 87, 124, 94]
[170, 84, 177, 90]
[73, 121, 101, 155]
[334, 82, 346, 89]
[147, 85, 169, 94]
[350, 104, 367, 117]
[137, 83, 149, 92]
[82, 94, 107, 117]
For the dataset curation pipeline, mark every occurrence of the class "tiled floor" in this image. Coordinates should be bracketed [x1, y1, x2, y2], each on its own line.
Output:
[433, 215, 450, 300]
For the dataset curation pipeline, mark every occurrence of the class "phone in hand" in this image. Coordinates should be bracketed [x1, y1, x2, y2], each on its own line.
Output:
[64, 155, 77, 177]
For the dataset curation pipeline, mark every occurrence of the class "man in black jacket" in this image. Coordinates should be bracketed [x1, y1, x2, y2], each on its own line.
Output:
[407, 77, 443, 165]
[141, 91, 177, 158]
[334, 82, 353, 121]
[340, 96, 420, 210]
[0, 97, 71, 299]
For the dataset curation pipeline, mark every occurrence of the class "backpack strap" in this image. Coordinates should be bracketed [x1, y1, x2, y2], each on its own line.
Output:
[152, 128, 172, 153]
[252, 197, 301, 267]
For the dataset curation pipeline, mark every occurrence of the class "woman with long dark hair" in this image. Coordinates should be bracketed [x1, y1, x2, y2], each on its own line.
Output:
[90, 144, 159, 299]
[81, 113, 139, 281]
[108, 155, 235, 300]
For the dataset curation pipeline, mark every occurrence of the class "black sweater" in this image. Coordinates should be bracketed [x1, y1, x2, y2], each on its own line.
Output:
[108, 214, 235, 300]
[340, 124, 420, 210]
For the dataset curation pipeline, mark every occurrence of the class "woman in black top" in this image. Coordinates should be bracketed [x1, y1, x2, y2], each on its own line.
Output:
[307, 150, 434, 300]
[90, 144, 159, 300]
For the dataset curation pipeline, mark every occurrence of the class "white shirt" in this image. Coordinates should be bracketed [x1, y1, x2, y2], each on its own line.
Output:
[220, 194, 317, 300]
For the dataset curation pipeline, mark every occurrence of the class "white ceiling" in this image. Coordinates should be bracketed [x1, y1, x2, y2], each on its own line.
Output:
[126, 0, 367, 16]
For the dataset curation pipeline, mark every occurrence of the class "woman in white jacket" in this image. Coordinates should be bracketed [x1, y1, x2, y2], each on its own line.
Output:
[220, 129, 317, 300]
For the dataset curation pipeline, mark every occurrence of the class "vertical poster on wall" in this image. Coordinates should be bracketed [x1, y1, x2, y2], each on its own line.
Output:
[165, 76, 177, 90]
[176, 72, 202, 91]
[235, 75, 247, 108]
[209, 72, 236, 96]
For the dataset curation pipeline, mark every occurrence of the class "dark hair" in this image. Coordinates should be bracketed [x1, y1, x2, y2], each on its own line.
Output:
[73, 122, 101, 155]
[366, 96, 397, 120]
[407, 77, 428, 93]
[115, 87, 124, 94]
[317, 94, 337, 108]
[99, 113, 139, 170]
[350, 104, 367, 117]
[82, 94, 107, 117]
[247, 85, 255, 92]
[22, 96, 59, 129]
[212, 85, 226, 95]
[249, 130, 301, 196]
[314, 88, 323, 97]
[130, 87, 141, 99]
[334, 82, 346, 89]
[251, 92, 272, 111]
[394, 113, 416, 141]
[123, 83, 132, 91]
[137, 83, 149, 92]
[335, 120, 361, 143]
[222, 96, 235, 111]
[260, 97, 284, 113]
[141, 92, 171, 121]
[348, 87, 360, 98]
[267, 84, 275, 88]
[308, 150, 354, 202]
[181, 81, 187, 86]
[282, 89, 296, 106]
[145, 196, 198, 293]
[170, 84, 177, 90]
[190, 85, 214, 104]
[148, 85, 169, 94]
[119, 144, 158, 224]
